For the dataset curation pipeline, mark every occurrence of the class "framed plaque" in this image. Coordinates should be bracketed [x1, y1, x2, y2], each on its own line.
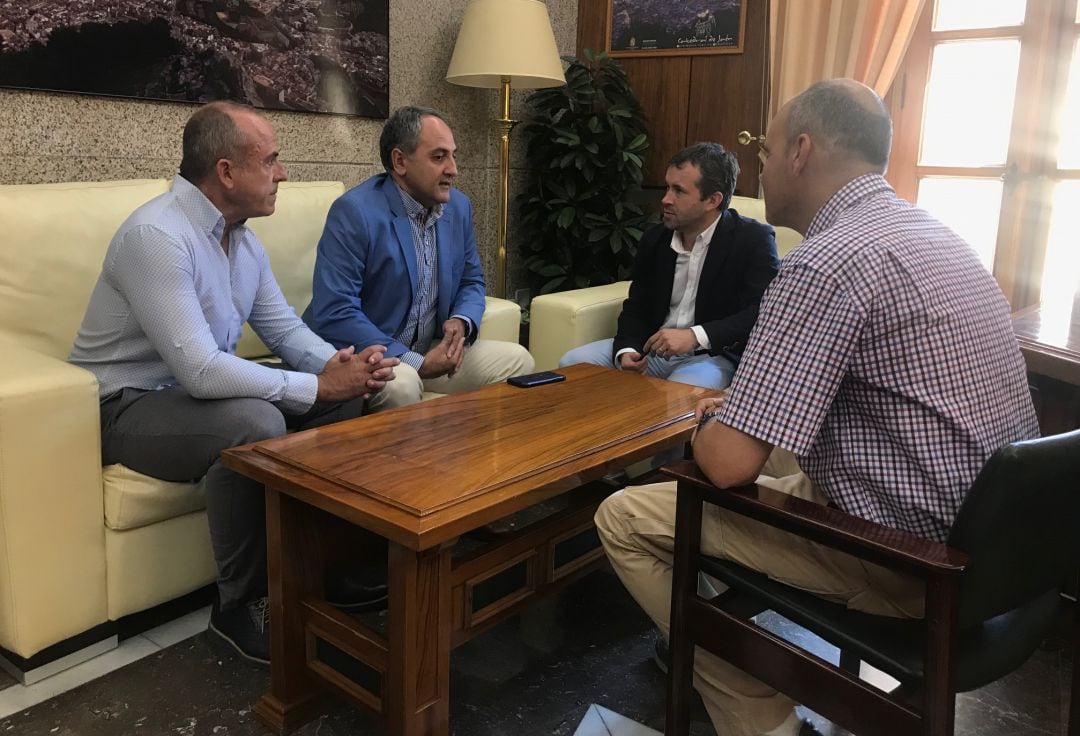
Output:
[607, 0, 746, 58]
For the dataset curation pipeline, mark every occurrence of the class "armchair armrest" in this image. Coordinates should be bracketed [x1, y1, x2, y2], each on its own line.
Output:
[661, 459, 968, 577]
[529, 282, 630, 370]
[477, 296, 521, 343]
[0, 340, 108, 658]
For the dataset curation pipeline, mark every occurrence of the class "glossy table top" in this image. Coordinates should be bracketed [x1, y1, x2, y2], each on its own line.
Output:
[223, 363, 718, 549]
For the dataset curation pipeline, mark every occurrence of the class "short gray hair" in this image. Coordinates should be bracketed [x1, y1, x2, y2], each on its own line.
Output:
[179, 101, 253, 183]
[379, 105, 451, 171]
[785, 80, 892, 171]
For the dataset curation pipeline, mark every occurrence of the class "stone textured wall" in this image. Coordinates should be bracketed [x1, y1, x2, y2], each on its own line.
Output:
[0, 0, 578, 295]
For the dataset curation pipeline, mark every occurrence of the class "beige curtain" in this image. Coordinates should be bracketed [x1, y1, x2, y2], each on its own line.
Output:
[769, 0, 927, 118]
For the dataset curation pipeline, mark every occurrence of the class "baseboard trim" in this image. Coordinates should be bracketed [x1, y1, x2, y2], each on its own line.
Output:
[0, 584, 214, 683]
[0, 625, 118, 686]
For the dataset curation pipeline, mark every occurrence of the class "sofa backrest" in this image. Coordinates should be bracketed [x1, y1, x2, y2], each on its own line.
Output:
[0, 179, 171, 359]
[0, 178, 344, 361]
[729, 195, 803, 257]
[241, 180, 344, 357]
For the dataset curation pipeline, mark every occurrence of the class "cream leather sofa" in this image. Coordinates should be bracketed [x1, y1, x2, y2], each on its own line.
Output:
[0, 178, 521, 681]
[529, 195, 803, 370]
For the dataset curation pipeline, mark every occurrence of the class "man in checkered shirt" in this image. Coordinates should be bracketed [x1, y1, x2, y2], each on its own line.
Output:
[595, 79, 1039, 736]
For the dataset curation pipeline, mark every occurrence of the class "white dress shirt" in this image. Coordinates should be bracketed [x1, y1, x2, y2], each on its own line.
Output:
[616, 213, 721, 361]
[664, 214, 721, 349]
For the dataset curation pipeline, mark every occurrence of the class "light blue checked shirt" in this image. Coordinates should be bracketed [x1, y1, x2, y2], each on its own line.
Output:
[69, 175, 336, 414]
[394, 186, 473, 372]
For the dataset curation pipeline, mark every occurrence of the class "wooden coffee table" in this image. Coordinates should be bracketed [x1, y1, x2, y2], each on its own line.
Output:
[222, 363, 717, 735]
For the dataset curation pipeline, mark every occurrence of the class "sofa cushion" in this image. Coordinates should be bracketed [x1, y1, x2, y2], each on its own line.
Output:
[102, 464, 206, 531]
[0, 179, 170, 359]
[239, 180, 346, 358]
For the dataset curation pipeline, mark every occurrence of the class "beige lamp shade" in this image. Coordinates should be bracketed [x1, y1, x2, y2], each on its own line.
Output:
[446, 0, 566, 90]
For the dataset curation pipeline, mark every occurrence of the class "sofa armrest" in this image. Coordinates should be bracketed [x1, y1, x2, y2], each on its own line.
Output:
[529, 283, 630, 370]
[0, 341, 108, 658]
[477, 296, 522, 343]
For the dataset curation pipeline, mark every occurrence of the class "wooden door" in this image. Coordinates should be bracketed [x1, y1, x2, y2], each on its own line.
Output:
[577, 0, 770, 196]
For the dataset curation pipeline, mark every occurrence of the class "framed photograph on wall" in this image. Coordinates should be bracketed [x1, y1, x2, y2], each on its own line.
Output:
[0, 1, 389, 117]
[607, 0, 746, 58]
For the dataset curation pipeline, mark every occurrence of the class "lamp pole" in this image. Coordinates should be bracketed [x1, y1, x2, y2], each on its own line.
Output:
[495, 75, 517, 300]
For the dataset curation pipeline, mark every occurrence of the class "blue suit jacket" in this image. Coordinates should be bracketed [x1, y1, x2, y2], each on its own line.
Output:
[302, 173, 487, 358]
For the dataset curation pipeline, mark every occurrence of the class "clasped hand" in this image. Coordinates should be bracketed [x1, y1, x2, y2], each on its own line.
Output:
[643, 328, 698, 358]
[620, 328, 700, 372]
[317, 345, 399, 402]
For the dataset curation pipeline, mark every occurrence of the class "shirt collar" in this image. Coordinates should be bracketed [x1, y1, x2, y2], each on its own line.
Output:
[171, 174, 246, 244]
[395, 180, 444, 227]
[806, 173, 893, 239]
[670, 211, 722, 255]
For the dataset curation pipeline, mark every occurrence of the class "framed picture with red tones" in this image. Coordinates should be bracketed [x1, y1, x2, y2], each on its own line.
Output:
[607, 0, 746, 58]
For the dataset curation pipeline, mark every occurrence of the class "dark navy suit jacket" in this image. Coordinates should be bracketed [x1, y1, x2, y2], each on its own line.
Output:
[612, 208, 779, 363]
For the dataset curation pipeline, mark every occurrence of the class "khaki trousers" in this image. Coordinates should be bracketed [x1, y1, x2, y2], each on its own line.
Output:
[594, 449, 924, 736]
[367, 338, 534, 412]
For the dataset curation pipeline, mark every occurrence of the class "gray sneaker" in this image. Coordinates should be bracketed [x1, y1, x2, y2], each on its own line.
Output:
[209, 596, 270, 665]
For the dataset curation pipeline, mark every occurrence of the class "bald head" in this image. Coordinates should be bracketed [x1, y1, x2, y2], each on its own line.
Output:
[180, 101, 261, 184]
[782, 79, 892, 172]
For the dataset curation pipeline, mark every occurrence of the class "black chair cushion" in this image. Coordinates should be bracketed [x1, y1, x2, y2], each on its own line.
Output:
[699, 555, 1060, 692]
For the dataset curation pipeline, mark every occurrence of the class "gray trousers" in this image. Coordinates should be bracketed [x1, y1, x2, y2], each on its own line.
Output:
[100, 386, 365, 610]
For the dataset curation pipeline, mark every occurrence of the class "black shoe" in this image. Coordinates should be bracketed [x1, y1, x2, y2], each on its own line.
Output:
[602, 470, 631, 488]
[209, 596, 270, 665]
[653, 634, 669, 675]
[325, 568, 388, 613]
[799, 721, 824, 735]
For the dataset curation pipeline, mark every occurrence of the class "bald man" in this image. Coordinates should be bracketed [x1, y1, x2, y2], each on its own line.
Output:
[70, 102, 398, 665]
[594, 79, 1038, 736]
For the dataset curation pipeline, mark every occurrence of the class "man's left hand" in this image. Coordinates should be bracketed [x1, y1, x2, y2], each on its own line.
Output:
[442, 317, 468, 375]
[643, 328, 699, 358]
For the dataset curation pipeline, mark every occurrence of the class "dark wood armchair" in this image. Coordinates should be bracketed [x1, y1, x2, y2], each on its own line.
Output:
[663, 430, 1080, 736]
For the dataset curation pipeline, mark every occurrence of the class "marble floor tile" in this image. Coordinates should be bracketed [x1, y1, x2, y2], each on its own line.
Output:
[0, 635, 159, 721]
[0, 570, 1071, 736]
[140, 605, 211, 649]
[573, 704, 662, 736]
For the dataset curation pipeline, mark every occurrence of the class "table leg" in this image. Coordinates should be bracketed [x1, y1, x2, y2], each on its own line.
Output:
[384, 540, 454, 736]
[254, 489, 324, 734]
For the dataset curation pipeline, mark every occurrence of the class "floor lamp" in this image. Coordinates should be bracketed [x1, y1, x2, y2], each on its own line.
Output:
[446, 0, 565, 300]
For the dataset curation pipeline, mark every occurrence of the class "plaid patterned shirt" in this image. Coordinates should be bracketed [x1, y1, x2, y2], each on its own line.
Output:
[717, 174, 1039, 542]
[394, 187, 442, 371]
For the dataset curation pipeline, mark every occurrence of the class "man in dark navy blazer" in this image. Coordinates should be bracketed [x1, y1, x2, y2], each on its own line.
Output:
[560, 142, 779, 389]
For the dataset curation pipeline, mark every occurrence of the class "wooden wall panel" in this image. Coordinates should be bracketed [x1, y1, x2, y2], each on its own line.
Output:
[623, 59, 693, 183]
[686, 0, 770, 196]
[577, 0, 770, 193]
[576, 0, 607, 58]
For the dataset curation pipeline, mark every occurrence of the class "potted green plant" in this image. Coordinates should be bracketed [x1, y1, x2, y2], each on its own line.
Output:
[517, 49, 659, 295]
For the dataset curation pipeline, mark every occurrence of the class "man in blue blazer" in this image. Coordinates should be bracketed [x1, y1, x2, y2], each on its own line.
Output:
[304, 106, 534, 410]
[560, 142, 779, 390]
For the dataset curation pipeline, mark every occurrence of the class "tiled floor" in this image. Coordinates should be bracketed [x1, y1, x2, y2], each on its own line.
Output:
[0, 569, 1072, 735]
[0, 607, 211, 719]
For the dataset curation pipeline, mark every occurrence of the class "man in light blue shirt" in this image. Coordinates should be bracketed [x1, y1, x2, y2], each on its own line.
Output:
[69, 101, 397, 664]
